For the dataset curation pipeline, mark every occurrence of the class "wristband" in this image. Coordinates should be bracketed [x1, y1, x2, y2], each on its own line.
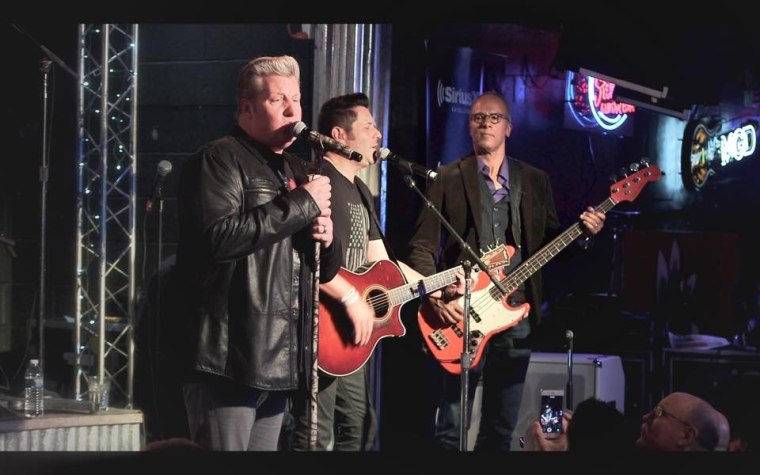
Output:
[341, 287, 360, 306]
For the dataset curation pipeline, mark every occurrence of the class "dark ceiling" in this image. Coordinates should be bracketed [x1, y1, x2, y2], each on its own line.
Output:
[420, 18, 759, 108]
[555, 19, 759, 107]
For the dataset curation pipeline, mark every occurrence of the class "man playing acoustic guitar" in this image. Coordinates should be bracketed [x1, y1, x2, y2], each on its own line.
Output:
[288, 92, 471, 451]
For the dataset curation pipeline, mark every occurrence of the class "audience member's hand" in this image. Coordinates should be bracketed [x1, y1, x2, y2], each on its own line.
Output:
[522, 412, 571, 451]
[302, 174, 331, 213]
[345, 296, 374, 346]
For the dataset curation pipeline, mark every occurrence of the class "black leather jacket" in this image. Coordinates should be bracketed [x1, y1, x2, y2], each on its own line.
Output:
[175, 126, 341, 391]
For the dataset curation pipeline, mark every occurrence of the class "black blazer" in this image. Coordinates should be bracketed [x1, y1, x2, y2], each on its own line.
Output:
[407, 154, 562, 327]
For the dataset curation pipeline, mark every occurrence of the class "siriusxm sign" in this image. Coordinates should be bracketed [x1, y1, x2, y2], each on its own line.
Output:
[427, 45, 507, 165]
[436, 80, 480, 108]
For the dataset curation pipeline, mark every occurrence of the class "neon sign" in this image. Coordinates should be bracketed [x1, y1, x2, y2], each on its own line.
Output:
[566, 71, 636, 132]
[681, 118, 759, 190]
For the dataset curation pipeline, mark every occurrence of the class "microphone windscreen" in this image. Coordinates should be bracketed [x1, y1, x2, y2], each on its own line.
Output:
[374, 147, 391, 161]
[565, 329, 574, 340]
[292, 121, 308, 137]
[157, 160, 173, 176]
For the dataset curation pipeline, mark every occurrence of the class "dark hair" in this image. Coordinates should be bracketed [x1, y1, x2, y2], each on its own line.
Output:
[567, 397, 630, 452]
[317, 92, 370, 136]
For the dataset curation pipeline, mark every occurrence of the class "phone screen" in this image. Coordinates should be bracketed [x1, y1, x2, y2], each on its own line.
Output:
[539, 390, 564, 436]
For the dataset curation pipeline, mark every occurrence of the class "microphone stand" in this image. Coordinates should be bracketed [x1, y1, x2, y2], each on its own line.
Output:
[566, 330, 574, 411]
[459, 260, 472, 451]
[143, 169, 169, 437]
[37, 57, 52, 369]
[308, 154, 326, 452]
[12, 24, 80, 371]
[153, 193, 165, 379]
[403, 175, 507, 452]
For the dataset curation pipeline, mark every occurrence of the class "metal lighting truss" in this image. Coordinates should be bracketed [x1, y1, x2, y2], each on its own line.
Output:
[74, 24, 138, 408]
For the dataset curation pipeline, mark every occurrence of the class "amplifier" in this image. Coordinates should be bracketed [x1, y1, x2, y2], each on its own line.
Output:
[466, 352, 625, 450]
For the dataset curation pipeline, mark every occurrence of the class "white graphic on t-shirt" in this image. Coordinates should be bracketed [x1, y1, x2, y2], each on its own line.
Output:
[345, 201, 369, 272]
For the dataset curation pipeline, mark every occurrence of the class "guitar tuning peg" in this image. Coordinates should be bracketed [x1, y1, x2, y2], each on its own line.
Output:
[608, 173, 618, 183]
[618, 167, 629, 178]
[629, 162, 640, 172]
[640, 157, 650, 167]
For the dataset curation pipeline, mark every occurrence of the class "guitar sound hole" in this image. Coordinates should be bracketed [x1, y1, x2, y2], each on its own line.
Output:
[367, 289, 388, 317]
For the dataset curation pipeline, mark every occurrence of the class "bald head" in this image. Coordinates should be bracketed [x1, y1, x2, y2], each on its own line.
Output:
[636, 392, 721, 451]
[715, 411, 730, 451]
[469, 92, 512, 159]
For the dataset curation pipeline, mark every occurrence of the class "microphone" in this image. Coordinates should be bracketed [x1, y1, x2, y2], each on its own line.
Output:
[145, 160, 173, 213]
[374, 148, 438, 181]
[292, 121, 363, 162]
[565, 329, 574, 410]
[0, 235, 16, 259]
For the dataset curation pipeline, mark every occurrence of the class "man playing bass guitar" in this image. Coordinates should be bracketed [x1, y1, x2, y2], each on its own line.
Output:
[408, 91, 606, 451]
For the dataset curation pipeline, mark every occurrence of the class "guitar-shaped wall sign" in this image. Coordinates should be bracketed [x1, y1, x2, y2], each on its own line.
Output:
[318, 244, 510, 377]
[682, 119, 758, 191]
[419, 162, 662, 374]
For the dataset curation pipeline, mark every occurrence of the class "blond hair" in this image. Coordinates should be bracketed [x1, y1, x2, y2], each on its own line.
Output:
[237, 55, 301, 114]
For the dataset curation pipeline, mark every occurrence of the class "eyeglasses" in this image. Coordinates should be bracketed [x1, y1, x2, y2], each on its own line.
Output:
[654, 405, 692, 428]
[470, 113, 510, 125]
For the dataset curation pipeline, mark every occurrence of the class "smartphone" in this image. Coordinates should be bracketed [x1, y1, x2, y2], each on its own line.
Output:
[539, 388, 565, 438]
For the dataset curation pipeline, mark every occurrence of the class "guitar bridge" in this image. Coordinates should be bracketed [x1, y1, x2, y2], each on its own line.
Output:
[428, 330, 449, 350]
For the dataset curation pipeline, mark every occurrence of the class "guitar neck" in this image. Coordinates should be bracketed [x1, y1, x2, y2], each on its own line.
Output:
[495, 197, 618, 297]
[389, 265, 464, 307]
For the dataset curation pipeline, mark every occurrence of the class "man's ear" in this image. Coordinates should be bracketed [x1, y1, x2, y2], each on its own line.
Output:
[680, 425, 699, 449]
[331, 126, 347, 142]
[240, 97, 254, 119]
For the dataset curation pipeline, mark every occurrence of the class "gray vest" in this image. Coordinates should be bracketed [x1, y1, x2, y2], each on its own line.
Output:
[478, 176, 529, 339]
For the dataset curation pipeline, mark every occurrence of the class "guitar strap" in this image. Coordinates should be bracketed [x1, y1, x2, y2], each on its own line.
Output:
[356, 179, 401, 266]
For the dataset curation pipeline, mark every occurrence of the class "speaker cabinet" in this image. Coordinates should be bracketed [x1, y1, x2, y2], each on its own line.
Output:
[467, 352, 625, 450]
[619, 350, 654, 421]
[663, 348, 760, 408]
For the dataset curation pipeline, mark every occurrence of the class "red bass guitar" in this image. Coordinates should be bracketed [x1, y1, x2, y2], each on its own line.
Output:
[419, 163, 662, 374]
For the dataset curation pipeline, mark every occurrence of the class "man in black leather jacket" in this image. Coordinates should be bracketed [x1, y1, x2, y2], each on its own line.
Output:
[175, 55, 342, 451]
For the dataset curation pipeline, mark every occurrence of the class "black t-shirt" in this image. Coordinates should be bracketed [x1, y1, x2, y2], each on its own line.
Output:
[321, 160, 381, 271]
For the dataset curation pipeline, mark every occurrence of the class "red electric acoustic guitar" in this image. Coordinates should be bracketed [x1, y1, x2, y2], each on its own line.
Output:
[318, 244, 510, 377]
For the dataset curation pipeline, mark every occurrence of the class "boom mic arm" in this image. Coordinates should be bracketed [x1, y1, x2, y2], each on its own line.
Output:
[374, 148, 438, 181]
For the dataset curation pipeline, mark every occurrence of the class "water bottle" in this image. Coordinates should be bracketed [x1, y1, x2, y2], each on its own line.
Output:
[24, 358, 44, 418]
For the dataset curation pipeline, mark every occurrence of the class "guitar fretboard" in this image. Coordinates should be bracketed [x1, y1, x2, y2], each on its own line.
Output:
[487, 198, 618, 302]
[388, 265, 464, 307]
